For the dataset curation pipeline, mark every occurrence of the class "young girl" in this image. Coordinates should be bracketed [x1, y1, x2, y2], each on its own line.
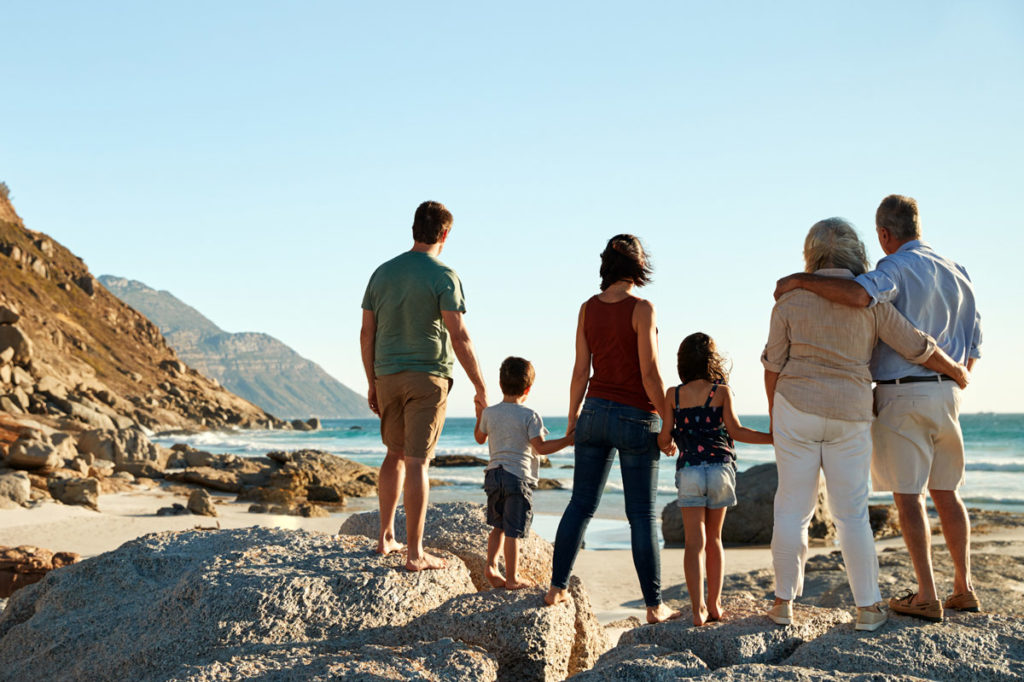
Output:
[658, 332, 772, 626]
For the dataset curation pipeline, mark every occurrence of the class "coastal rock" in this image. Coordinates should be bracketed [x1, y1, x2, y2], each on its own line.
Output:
[76, 428, 170, 477]
[432, 454, 489, 467]
[5, 434, 62, 471]
[156, 503, 189, 516]
[0, 306, 18, 325]
[339, 501, 554, 591]
[187, 489, 218, 517]
[266, 449, 378, 500]
[0, 529, 477, 680]
[47, 477, 100, 510]
[247, 503, 332, 517]
[166, 466, 249, 493]
[0, 546, 79, 598]
[662, 463, 835, 546]
[536, 478, 565, 490]
[0, 326, 32, 365]
[0, 471, 30, 508]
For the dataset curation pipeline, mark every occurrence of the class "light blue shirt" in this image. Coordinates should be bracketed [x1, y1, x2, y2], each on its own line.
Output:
[855, 240, 982, 381]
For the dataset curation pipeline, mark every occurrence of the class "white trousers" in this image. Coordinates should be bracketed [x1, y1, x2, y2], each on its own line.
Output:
[771, 394, 881, 607]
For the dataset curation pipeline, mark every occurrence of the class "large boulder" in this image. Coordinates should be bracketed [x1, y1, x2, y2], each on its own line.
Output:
[0, 306, 19, 325]
[267, 449, 379, 500]
[76, 428, 170, 477]
[4, 434, 62, 471]
[187, 489, 218, 517]
[0, 471, 30, 509]
[0, 326, 31, 366]
[662, 463, 836, 546]
[47, 477, 100, 511]
[0, 528, 479, 680]
[0, 546, 79, 598]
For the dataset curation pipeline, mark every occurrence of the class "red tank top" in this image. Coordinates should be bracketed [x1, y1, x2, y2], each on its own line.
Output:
[584, 295, 656, 413]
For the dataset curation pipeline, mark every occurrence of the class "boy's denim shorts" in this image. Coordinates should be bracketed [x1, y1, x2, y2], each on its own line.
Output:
[675, 462, 737, 509]
[484, 466, 533, 538]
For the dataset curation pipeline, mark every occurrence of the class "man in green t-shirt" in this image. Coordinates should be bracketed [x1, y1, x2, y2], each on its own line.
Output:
[360, 200, 488, 571]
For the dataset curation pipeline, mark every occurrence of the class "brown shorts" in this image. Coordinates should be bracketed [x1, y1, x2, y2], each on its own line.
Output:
[870, 381, 964, 494]
[375, 371, 450, 459]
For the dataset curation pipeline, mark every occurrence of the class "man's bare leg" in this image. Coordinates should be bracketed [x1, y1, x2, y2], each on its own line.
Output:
[931, 489, 973, 595]
[894, 492, 938, 603]
[485, 527, 506, 587]
[376, 448, 406, 555]
[404, 456, 446, 571]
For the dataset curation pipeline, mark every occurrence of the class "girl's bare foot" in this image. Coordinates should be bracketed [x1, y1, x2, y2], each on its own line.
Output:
[708, 602, 723, 622]
[406, 552, 447, 571]
[506, 577, 534, 590]
[485, 565, 506, 588]
[544, 586, 570, 606]
[693, 603, 708, 627]
[376, 537, 405, 555]
[647, 603, 682, 624]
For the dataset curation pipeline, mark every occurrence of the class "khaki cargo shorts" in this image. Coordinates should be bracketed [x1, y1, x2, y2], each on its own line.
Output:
[375, 371, 450, 459]
[870, 381, 964, 494]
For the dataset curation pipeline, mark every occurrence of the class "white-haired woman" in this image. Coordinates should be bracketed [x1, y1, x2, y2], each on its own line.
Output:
[761, 218, 968, 632]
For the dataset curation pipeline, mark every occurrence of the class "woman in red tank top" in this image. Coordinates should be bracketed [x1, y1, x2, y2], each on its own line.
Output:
[544, 235, 680, 623]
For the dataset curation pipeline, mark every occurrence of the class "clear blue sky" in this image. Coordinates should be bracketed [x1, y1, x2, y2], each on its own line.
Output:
[3, 2, 1021, 416]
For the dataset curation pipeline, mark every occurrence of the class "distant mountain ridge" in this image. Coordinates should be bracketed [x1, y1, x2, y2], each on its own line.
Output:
[99, 276, 370, 419]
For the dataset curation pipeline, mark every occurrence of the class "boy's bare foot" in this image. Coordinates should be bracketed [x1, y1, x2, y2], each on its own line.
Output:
[647, 603, 682, 624]
[485, 565, 506, 588]
[406, 552, 447, 572]
[506, 577, 534, 590]
[544, 586, 570, 606]
[376, 537, 405, 555]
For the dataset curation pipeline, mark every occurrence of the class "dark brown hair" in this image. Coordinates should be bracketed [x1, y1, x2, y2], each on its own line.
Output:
[875, 194, 920, 242]
[677, 332, 729, 384]
[499, 356, 535, 396]
[599, 234, 653, 291]
[412, 201, 454, 244]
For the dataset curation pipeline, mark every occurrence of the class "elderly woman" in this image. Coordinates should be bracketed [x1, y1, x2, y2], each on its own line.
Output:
[762, 218, 967, 632]
[544, 234, 678, 624]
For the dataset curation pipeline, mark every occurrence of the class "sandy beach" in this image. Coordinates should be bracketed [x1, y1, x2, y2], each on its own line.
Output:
[5, 482, 1022, 630]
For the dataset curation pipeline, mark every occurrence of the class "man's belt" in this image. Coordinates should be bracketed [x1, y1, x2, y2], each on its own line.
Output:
[875, 375, 948, 385]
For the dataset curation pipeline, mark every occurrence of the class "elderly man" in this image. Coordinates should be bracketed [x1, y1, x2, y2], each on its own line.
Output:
[361, 201, 487, 571]
[775, 195, 982, 622]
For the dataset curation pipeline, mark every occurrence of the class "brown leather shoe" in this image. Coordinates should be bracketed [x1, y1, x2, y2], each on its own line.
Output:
[944, 591, 981, 612]
[888, 591, 943, 622]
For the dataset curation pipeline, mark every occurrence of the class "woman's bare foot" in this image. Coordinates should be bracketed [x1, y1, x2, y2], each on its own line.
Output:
[376, 537, 405, 555]
[647, 603, 682, 624]
[506, 577, 534, 590]
[693, 603, 709, 627]
[406, 552, 447, 572]
[708, 602, 723, 622]
[485, 565, 506, 588]
[544, 586, 570, 606]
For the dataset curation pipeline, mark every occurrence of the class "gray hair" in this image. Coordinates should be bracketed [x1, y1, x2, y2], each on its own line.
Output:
[803, 218, 870, 276]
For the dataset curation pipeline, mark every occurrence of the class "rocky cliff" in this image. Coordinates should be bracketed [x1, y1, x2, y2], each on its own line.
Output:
[99, 276, 371, 419]
[0, 192, 282, 432]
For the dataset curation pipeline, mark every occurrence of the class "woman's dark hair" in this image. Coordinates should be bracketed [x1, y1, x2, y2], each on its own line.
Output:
[599, 234, 653, 291]
[677, 332, 730, 384]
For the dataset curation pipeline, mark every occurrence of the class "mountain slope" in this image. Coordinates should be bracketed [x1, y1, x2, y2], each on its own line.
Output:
[99, 276, 371, 419]
[0, 193, 280, 432]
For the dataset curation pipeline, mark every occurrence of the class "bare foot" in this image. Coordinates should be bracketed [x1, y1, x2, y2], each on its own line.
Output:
[693, 603, 708, 627]
[506, 577, 534, 590]
[485, 565, 506, 588]
[376, 537, 405, 555]
[708, 602, 723, 622]
[647, 603, 682, 624]
[544, 586, 570, 606]
[406, 552, 447, 571]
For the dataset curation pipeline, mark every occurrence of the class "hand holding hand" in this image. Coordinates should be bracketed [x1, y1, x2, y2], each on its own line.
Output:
[657, 433, 677, 457]
[473, 389, 488, 415]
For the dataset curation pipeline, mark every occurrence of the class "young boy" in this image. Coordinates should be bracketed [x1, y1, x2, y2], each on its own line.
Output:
[474, 356, 573, 589]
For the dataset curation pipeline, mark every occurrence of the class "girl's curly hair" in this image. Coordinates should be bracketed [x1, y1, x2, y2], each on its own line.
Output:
[677, 332, 730, 384]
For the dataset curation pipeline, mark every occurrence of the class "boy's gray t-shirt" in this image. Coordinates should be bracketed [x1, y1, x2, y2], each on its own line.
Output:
[479, 402, 547, 486]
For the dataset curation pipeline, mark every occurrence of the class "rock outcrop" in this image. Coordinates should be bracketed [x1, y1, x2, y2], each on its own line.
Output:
[578, 596, 1024, 681]
[0, 526, 605, 681]
[0, 546, 79, 598]
[76, 427, 171, 477]
[0, 471, 30, 508]
[662, 463, 836, 546]
[99, 275, 372, 419]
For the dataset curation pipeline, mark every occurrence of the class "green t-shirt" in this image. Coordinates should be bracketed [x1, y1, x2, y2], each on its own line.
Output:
[361, 251, 466, 378]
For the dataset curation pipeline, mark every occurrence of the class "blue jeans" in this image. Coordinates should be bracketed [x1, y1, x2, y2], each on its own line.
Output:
[550, 397, 663, 606]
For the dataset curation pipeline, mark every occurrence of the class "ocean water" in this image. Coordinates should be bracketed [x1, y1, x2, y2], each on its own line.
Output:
[155, 413, 1024, 549]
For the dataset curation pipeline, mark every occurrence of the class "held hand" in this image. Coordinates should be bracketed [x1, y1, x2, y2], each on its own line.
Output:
[473, 389, 488, 415]
[657, 433, 677, 457]
[565, 427, 575, 445]
[774, 274, 803, 301]
[367, 385, 380, 416]
[474, 400, 484, 420]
